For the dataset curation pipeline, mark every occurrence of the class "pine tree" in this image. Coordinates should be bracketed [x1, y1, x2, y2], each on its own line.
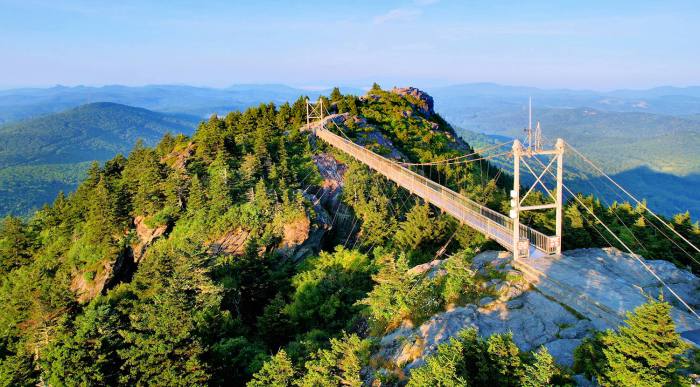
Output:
[599, 298, 690, 386]
[522, 347, 557, 387]
[407, 336, 468, 387]
[330, 87, 342, 103]
[247, 350, 294, 387]
[296, 334, 370, 387]
[208, 151, 234, 214]
[359, 252, 412, 333]
[187, 174, 207, 214]
[485, 333, 524, 387]
[0, 216, 33, 275]
[395, 202, 444, 251]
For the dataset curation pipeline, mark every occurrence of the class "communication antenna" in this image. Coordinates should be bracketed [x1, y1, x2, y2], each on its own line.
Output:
[525, 96, 533, 151]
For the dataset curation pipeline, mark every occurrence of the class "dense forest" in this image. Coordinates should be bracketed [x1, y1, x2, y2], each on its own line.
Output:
[0, 85, 698, 385]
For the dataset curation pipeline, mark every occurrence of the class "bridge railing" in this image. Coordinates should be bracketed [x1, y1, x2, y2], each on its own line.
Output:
[315, 125, 557, 253]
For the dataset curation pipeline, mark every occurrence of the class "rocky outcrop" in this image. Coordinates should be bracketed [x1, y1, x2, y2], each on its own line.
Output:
[132, 216, 168, 263]
[377, 247, 700, 378]
[277, 195, 333, 262]
[377, 290, 591, 371]
[71, 246, 135, 303]
[375, 250, 595, 374]
[313, 153, 347, 208]
[161, 142, 196, 171]
[209, 228, 252, 256]
[356, 130, 408, 161]
[391, 87, 434, 117]
[518, 247, 700, 332]
[71, 260, 114, 303]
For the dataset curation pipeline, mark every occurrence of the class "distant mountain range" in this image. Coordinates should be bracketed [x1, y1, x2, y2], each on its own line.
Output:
[0, 102, 198, 216]
[1, 82, 699, 220]
[428, 83, 700, 116]
[0, 84, 365, 124]
[433, 84, 700, 220]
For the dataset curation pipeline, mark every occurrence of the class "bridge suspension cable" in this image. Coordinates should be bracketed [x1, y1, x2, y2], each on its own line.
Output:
[529, 155, 700, 321]
[537, 134, 698, 264]
[564, 140, 700, 255]
[400, 150, 513, 167]
[397, 140, 514, 166]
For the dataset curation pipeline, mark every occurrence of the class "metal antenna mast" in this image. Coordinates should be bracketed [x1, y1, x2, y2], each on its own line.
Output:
[511, 99, 564, 260]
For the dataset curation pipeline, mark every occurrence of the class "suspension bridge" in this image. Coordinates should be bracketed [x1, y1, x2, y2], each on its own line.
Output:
[303, 100, 700, 339]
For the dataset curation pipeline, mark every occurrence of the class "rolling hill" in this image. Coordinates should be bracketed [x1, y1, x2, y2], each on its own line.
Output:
[0, 102, 199, 216]
[0, 84, 365, 124]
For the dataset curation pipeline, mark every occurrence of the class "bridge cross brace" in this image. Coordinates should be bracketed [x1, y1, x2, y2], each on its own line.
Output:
[510, 138, 564, 259]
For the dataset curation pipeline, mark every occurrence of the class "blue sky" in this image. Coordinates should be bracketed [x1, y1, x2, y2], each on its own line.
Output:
[1, 0, 698, 90]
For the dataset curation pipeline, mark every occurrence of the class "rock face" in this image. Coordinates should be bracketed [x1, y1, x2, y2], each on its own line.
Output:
[278, 193, 333, 262]
[356, 130, 407, 161]
[70, 258, 119, 303]
[376, 250, 595, 373]
[390, 87, 434, 117]
[377, 247, 700, 377]
[132, 216, 168, 263]
[161, 142, 196, 171]
[209, 228, 252, 256]
[377, 290, 591, 371]
[519, 247, 700, 332]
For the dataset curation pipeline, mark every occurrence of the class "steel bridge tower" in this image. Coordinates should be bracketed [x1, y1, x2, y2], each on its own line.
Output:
[510, 101, 564, 259]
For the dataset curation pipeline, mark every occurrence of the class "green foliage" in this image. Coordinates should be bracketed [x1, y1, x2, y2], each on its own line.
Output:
[2, 85, 698, 387]
[286, 247, 374, 332]
[408, 328, 566, 386]
[247, 349, 295, 387]
[41, 301, 124, 386]
[522, 347, 558, 387]
[407, 336, 468, 387]
[574, 297, 691, 386]
[359, 252, 413, 334]
[295, 333, 371, 387]
[361, 251, 480, 334]
[0, 216, 34, 275]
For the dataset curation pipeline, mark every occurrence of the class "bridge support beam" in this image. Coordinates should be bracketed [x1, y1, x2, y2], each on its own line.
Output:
[511, 140, 525, 259]
[511, 137, 565, 258]
[555, 138, 564, 255]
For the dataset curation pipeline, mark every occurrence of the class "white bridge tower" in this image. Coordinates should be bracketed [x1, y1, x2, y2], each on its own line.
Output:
[511, 99, 564, 259]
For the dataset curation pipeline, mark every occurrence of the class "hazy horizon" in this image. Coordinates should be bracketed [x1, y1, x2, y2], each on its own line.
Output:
[2, 81, 700, 94]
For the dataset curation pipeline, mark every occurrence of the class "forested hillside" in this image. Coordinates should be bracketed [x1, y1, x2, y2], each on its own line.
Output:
[0, 102, 198, 217]
[1, 86, 698, 385]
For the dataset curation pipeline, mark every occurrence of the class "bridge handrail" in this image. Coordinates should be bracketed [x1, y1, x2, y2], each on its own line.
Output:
[316, 126, 556, 253]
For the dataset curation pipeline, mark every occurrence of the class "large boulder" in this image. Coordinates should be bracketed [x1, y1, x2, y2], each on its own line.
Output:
[390, 87, 435, 117]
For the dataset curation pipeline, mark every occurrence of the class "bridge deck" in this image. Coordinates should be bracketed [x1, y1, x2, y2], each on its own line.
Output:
[313, 123, 557, 254]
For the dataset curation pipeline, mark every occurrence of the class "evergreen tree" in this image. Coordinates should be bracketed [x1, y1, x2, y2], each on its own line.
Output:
[41, 302, 124, 386]
[359, 252, 412, 334]
[330, 87, 342, 103]
[247, 350, 295, 387]
[522, 347, 557, 387]
[207, 150, 235, 214]
[187, 174, 207, 214]
[296, 334, 370, 387]
[0, 216, 33, 275]
[407, 336, 468, 387]
[598, 298, 690, 386]
[395, 202, 445, 251]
